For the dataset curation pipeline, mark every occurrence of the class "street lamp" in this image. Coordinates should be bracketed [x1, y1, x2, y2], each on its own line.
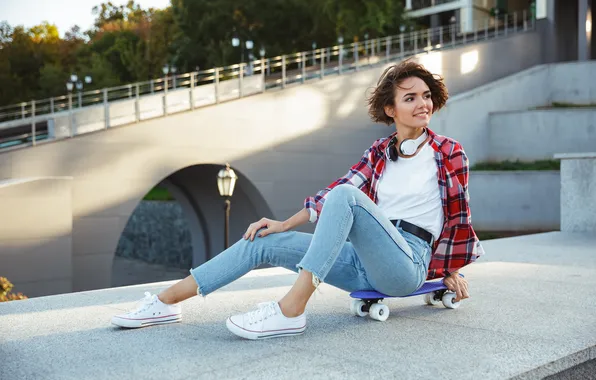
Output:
[450, 15, 457, 42]
[311, 41, 317, 66]
[400, 25, 406, 33]
[231, 32, 253, 64]
[171, 65, 177, 89]
[259, 46, 269, 75]
[337, 35, 345, 66]
[66, 73, 92, 108]
[245, 39, 254, 75]
[162, 64, 169, 93]
[217, 164, 238, 249]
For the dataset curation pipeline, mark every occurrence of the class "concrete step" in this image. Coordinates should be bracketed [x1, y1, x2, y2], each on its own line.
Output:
[488, 108, 596, 161]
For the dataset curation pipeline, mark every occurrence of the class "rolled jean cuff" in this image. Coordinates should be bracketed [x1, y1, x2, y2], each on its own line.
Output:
[189, 267, 209, 297]
[296, 264, 322, 288]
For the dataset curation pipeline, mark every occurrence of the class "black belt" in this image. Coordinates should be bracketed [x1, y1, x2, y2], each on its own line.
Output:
[390, 219, 434, 246]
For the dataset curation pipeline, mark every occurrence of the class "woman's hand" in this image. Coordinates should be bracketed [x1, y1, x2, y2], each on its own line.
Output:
[243, 218, 286, 241]
[443, 272, 469, 302]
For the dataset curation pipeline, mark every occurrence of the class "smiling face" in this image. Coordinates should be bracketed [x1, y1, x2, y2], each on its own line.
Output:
[383, 76, 433, 131]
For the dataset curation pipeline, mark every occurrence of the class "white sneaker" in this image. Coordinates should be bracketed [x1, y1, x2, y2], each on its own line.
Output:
[226, 301, 306, 340]
[111, 292, 182, 328]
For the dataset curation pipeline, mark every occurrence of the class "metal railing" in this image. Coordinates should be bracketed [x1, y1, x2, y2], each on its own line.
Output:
[0, 10, 535, 151]
[411, 0, 459, 10]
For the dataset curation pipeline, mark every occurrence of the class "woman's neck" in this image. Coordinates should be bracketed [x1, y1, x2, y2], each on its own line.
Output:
[395, 125, 425, 142]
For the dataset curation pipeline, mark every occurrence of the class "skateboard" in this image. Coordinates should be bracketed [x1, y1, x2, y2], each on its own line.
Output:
[349, 274, 464, 322]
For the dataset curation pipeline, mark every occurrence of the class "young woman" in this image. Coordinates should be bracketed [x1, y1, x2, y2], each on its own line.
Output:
[111, 60, 485, 339]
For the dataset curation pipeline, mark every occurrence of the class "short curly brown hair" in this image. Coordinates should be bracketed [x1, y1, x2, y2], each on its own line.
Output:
[367, 60, 448, 125]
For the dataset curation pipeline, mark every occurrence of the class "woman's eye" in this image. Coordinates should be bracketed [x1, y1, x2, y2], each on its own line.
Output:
[406, 98, 413, 102]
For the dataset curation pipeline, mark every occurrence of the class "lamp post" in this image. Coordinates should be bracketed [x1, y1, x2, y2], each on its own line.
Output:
[217, 163, 238, 249]
[65, 74, 91, 136]
[66, 74, 92, 108]
[171, 65, 177, 89]
[311, 41, 317, 66]
[450, 15, 457, 44]
[259, 46, 269, 76]
[337, 35, 344, 72]
[245, 39, 254, 75]
[400, 25, 406, 55]
[162, 64, 169, 93]
[232, 35, 240, 63]
[163, 64, 177, 91]
[232, 32, 253, 65]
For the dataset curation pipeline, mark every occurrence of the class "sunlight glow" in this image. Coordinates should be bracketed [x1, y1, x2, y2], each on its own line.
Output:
[460, 50, 479, 75]
[418, 52, 443, 77]
[336, 88, 364, 118]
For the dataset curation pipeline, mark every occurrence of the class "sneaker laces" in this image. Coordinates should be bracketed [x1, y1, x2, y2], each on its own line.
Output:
[247, 302, 278, 325]
[131, 292, 157, 315]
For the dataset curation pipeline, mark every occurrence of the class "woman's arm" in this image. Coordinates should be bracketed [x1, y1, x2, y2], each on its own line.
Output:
[243, 208, 310, 241]
[282, 208, 310, 232]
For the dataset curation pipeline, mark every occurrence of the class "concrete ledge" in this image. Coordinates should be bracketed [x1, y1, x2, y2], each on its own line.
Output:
[555, 153, 596, 233]
[1, 232, 595, 380]
[554, 152, 596, 159]
[469, 171, 559, 231]
[488, 109, 596, 161]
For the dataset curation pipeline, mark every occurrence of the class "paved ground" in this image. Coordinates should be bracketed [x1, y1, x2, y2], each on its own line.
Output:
[1, 231, 595, 380]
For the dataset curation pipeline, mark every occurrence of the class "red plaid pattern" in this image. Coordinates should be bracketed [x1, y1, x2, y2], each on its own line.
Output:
[304, 128, 485, 279]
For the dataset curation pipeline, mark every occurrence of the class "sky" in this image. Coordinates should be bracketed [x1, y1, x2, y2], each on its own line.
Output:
[1, 0, 171, 36]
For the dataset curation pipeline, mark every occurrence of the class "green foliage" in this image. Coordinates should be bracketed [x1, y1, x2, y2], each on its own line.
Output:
[0, 277, 28, 302]
[39, 63, 66, 98]
[0, 0, 409, 107]
[471, 159, 560, 171]
[535, 102, 596, 109]
[143, 187, 175, 201]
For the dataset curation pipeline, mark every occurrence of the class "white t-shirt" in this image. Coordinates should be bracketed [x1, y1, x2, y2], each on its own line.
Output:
[376, 142, 444, 240]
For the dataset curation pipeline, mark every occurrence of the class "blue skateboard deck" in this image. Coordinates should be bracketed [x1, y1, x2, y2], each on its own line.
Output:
[349, 275, 464, 321]
[350, 274, 464, 300]
[350, 279, 448, 300]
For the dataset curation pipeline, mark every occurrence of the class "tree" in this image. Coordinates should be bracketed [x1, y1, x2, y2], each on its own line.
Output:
[0, 21, 13, 47]
[317, 0, 407, 41]
[38, 63, 66, 98]
[0, 0, 415, 108]
[28, 22, 60, 44]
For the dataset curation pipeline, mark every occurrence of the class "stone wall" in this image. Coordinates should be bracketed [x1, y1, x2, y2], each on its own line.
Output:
[555, 153, 596, 234]
[115, 201, 192, 269]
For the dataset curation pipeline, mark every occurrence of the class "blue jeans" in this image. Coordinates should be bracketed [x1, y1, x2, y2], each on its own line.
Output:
[190, 184, 432, 297]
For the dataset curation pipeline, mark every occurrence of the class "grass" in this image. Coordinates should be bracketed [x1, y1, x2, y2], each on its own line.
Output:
[143, 187, 175, 201]
[471, 159, 560, 171]
[475, 230, 555, 240]
[533, 102, 596, 109]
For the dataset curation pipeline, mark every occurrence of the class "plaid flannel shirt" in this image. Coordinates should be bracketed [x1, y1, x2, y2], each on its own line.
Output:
[304, 127, 485, 280]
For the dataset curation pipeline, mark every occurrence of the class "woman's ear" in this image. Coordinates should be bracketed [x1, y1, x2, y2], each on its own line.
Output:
[384, 105, 395, 118]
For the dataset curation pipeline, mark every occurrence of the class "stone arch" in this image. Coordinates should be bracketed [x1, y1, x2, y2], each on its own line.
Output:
[113, 163, 274, 283]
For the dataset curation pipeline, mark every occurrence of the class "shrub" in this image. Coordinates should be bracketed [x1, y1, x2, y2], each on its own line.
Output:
[471, 159, 560, 171]
[143, 187, 175, 201]
[0, 277, 28, 302]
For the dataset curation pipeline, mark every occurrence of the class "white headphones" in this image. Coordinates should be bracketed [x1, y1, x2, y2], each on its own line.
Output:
[400, 129, 428, 156]
[386, 129, 428, 161]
